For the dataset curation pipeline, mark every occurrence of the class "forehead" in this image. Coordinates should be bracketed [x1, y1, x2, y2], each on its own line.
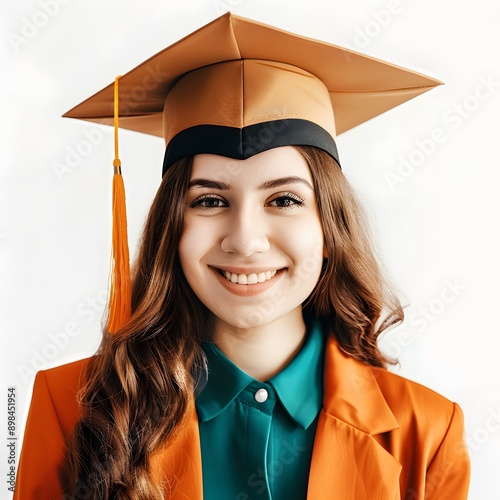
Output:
[190, 146, 312, 184]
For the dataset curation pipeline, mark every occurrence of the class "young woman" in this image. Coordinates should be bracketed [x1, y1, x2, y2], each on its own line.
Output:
[14, 13, 470, 499]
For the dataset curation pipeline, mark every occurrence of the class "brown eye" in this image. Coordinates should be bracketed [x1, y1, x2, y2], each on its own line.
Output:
[190, 195, 228, 209]
[273, 197, 293, 207]
[267, 193, 304, 209]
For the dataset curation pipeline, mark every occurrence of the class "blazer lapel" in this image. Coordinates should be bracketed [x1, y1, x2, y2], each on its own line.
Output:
[150, 401, 203, 500]
[307, 338, 402, 499]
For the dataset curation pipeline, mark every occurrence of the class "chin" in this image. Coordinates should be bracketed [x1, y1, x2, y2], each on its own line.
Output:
[213, 309, 273, 331]
[212, 301, 301, 332]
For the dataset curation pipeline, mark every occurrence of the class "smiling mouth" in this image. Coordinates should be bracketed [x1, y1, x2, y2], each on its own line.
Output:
[216, 268, 281, 285]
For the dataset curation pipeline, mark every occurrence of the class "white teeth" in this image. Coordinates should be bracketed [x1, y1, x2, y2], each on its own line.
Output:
[220, 269, 281, 285]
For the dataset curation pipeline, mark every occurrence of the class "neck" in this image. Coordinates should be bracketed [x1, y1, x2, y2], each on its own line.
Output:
[212, 307, 307, 381]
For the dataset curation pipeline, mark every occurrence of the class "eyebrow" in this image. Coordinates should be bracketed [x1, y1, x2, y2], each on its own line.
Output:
[188, 176, 313, 191]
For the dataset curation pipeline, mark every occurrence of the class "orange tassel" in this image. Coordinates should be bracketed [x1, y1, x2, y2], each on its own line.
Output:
[108, 76, 131, 334]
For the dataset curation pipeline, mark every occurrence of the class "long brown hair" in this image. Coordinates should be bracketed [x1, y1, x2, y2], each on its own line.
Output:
[301, 146, 402, 366]
[66, 146, 403, 498]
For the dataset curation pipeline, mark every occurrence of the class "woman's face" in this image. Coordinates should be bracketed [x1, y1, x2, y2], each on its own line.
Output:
[179, 146, 325, 330]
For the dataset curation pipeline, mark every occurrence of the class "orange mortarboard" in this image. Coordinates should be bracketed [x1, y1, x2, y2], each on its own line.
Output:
[63, 13, 442, 332]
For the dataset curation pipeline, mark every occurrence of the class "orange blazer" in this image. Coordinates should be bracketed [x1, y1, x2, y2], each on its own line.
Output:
[14, 338, 470, 499]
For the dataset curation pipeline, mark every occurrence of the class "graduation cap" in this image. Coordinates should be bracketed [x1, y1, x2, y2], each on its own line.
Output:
[63, 12, 442, 333]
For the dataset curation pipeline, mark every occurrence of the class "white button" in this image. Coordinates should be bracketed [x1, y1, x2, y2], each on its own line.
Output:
[254, 388, 268, 403]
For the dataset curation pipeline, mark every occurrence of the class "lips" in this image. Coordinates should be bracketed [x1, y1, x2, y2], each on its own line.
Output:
[218, 269, 278, 285]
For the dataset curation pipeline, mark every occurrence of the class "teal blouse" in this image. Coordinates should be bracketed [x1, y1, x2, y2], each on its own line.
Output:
[195, 322, 325, 500]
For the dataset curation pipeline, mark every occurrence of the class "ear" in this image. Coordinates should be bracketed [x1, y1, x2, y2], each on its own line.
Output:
[323, 244, 328, 258]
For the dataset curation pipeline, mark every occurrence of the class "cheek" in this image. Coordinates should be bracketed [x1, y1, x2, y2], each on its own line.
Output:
[277, 215, 324, 259]
[178, 217, 219, 280]
[294, 240, 324, 287]
[274, 216, 324, 289]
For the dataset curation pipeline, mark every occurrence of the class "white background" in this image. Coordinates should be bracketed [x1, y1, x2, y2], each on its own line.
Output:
[1, 0, 499, 498]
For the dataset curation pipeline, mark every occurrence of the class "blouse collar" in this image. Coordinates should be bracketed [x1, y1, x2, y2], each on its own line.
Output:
[196, 319, 324, 430]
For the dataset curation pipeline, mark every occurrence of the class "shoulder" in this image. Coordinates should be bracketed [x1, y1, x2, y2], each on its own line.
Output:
[371, 366, 457, 420]
[36, 357, 92, 402]
[368, 367, 470, 495]
[15, 358, 95, 498]
[39, 357, 92, 388]
[324, 337, 460, 435]
[325, 335, 465, 452]
[31, 357, 93, 434]
[369, 366, 466, 460]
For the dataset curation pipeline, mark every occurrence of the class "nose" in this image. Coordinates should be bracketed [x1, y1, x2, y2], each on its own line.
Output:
[220, 208, 270, 256]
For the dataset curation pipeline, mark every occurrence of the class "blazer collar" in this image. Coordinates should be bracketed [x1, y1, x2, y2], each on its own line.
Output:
[305, 336, 402, 500]
[322, 336, 399, 435]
